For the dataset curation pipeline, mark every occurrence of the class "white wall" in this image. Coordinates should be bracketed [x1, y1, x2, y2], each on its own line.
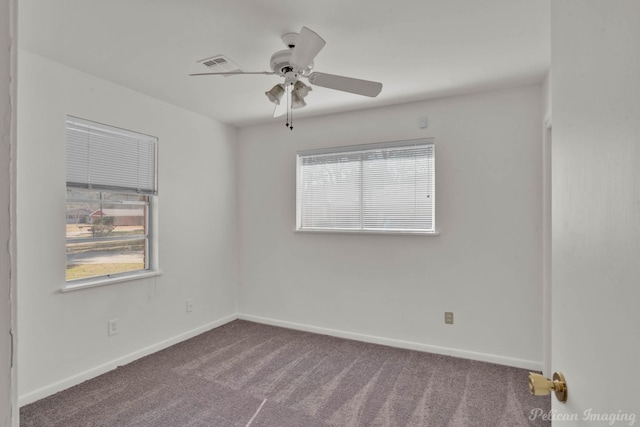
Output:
[237, 84, 543, 368]
[1, 0, 17, 424]
[17, 51, 238, 404]
[542, 72, 552, 122]
[551, 0, 640, 420]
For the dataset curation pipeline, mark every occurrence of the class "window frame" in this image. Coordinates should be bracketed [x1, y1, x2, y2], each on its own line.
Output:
[63, 117, 160, 291]
[296, 138, 436, 235]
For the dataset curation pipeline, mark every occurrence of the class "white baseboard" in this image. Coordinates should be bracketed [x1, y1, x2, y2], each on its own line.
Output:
[18, 314, 238, 407]
[238, 313, 542, 372]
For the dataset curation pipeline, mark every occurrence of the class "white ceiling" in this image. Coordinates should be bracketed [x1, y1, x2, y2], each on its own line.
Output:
[18, 0, 550, 127]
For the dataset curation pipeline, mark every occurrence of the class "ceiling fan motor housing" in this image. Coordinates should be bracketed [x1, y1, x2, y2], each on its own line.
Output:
[270, 50, 294, 75]
[270, 49, 313, 77]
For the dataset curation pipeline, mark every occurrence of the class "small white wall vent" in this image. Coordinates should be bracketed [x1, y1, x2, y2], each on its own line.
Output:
[197, 55, 242, 73]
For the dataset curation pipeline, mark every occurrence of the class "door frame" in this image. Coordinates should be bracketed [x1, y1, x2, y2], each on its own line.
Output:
[542, 114, 552, 376]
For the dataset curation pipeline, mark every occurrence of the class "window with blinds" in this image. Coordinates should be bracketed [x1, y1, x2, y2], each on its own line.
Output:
[66, 116, 157, 195]
[296, 139, 435, 233]
[65, 116, 158, 285]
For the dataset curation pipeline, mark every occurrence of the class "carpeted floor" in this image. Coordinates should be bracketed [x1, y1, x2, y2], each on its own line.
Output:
[20, 320, 550, 426]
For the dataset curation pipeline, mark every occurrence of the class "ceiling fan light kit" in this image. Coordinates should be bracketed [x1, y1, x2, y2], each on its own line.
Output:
[292, 81, 312, 106]
[265, 84, 285, 105]
[190, 26, 383, 130]
[293, 81, 311, 98]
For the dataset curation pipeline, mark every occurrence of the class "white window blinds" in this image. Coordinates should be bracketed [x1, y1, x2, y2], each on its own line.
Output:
[66, 116, 158, 195]
[297, 139, 435, 233]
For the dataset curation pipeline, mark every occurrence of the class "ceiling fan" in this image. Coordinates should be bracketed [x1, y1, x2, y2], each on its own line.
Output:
[190, 27, 383, 129]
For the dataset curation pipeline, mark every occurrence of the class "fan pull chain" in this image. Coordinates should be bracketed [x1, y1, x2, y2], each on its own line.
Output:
[285, 86, 289, 128]
[289, 82, 294, 130]
[284, 83, 293, 130]
[290, 103, 293, 131]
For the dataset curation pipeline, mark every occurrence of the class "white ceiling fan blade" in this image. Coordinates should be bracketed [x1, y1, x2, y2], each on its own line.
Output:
[290, 27, 326, 71]
[272, 85, 291, 117]
[189, 71, 276, 76]
[307, 72, 382, 97]
[273, 101, 287, 118]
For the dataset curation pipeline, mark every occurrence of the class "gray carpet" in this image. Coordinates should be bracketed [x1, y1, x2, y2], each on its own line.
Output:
[20, 320, 550, 426]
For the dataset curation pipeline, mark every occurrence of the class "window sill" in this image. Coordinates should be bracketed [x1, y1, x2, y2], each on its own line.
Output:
[61, 270, 162, 293]
[294, 228, 440, 236]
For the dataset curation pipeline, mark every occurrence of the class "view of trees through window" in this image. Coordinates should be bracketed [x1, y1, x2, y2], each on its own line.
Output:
[66, 189, 149, 281]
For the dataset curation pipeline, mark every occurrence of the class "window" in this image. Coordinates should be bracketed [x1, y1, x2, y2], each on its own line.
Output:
[65, 116, 158, 285]
[296, 138, 435, 233]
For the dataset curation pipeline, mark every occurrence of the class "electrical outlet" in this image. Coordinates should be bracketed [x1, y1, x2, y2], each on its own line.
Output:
[444, 312, 454, 325]
[186, 299, 193, 313]
[108, 319, 119, 336]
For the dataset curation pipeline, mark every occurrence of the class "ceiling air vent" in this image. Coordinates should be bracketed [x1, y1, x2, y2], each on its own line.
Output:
[197, 55, 242, 73]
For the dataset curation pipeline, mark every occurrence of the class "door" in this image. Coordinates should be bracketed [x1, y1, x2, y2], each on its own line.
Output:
[549, 1, 640, 425]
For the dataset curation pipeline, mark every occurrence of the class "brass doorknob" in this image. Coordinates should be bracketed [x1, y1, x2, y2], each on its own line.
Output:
[528, 372, 568, 403]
